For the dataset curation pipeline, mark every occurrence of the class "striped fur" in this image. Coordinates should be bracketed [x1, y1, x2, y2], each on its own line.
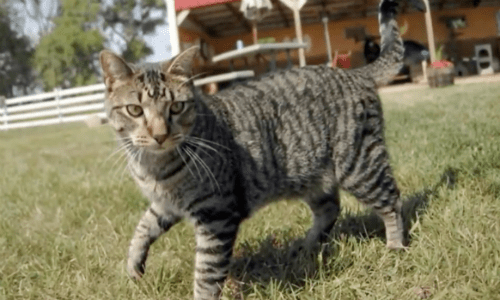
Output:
[99, 1, 405, 299]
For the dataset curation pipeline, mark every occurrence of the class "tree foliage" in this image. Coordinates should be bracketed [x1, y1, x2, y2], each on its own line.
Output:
[5, 0, 166, 92]
[33, 0, 103, 90]
[101, 0, 165, 62]
[0, 3, 35, 97]
[9, 0, 58, 40]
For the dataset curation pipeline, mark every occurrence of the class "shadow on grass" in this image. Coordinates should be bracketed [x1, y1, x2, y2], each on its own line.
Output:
[227, 168, 457, 298]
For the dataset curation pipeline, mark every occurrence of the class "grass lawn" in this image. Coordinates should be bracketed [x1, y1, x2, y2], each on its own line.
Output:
[1, 82, 499, 300]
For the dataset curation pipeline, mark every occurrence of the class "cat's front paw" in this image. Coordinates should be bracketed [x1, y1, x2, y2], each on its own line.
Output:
[127, 259, 145, 280]
[386, 240, 408, 251]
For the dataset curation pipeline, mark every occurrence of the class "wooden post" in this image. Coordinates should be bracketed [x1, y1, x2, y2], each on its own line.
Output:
[280, 0, 307, 67]
[0, 96, 6, 131]
[55, 88, 63, 123]
[421, 60, 428, 83]
[293, 8, 306, 67]
[423, 0, 437, 62]
[322, 14, 333, 65]
[165, 0, 181, 56]
[252, 21, 258, 44]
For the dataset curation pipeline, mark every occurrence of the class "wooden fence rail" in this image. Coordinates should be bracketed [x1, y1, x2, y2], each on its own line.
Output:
[1, 84, 107, 131]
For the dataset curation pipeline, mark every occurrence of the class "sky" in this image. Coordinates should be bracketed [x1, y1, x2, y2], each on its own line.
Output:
[143, 15, 173, 62]
[144, 24, 173, 62]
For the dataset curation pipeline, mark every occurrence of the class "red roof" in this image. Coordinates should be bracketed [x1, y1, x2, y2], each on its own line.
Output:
[175, 0, 240, 11]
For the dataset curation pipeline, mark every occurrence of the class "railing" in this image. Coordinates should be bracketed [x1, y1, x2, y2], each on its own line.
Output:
[0, 84, 107, 131]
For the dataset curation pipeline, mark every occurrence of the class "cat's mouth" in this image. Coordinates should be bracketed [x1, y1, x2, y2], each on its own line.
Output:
[142, 143, 175, 153]
[138, 134, 184, 153]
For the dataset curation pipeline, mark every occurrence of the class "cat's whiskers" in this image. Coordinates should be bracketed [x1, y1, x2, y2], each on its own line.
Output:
[176, 146, 197, 180]
[108, 144, 132, 175]
[171, 134, 184, 143]
[102, 140, 132, 165]
[113, 143, 138, 180]
[184, 147, 213, 192]
[111, 149, 131, 179]
[182, 145, 204, 184]
[185, 140, 215, 160]
[184, 146, 221, 194]
[115, 136, 132, 142]
[188, 136, 231, 151]
[112, 137, 133, 147]
[185, 139, 221, 159]
[101, 136, 131, 144]
[121, 146, 143, 181]
[174, 134, 200, 180]
[121, 148, 142, 182]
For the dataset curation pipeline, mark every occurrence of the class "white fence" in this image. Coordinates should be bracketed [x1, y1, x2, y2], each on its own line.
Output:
[1, 84, 107, 130]
[0, 75, 246, 131]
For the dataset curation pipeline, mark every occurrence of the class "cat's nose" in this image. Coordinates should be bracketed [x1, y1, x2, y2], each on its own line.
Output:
[153, 134, 168, 145]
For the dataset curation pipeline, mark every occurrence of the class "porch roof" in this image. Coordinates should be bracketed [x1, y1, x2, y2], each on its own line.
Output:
[175, 0, 239, 12]
[177, 0, 500, 38]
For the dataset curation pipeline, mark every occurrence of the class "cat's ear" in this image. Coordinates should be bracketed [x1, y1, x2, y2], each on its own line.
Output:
[161, 46, 199, 78]
[100, 50, 134, 86]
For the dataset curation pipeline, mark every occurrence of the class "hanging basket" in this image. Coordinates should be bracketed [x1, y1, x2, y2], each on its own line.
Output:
[427, 60, 455, 88]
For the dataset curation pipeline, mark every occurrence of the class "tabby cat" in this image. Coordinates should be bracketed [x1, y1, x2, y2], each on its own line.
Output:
[99, 0, 405, 298]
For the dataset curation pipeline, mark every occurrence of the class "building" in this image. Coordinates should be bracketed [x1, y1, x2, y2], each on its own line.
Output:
[170, 0, 500, 79]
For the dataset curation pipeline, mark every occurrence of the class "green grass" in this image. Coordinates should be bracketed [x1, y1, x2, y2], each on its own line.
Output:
[1, 83, 500, 300]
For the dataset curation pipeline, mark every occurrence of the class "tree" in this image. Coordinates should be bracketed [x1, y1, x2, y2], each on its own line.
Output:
[8, 0, 58, 41]
[0, 3, 35, 97]
[33, 0, 103, 90]
[101, 0, 165, 62]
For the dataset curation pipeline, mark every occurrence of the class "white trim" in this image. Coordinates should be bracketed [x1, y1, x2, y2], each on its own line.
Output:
[5, 84, 105, 105]
[4, 84, 107, 130]
[193, 70, 255, 86]
[7, 103, 104, 122]
[6, 92, 57, 105]
[279, 0, 307, 10]
[212, 42, 307, 63]
[423, 0, 437, 62]
[166, 0, 180, 56]
[6, 113, 106, 130]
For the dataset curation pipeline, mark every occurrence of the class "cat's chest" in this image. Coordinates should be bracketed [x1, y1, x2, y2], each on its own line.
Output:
[128, 165, 161, 200]
[128, 162, 200, 209]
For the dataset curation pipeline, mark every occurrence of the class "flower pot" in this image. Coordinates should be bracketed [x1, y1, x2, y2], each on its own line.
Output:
[427, 62, 455, 88]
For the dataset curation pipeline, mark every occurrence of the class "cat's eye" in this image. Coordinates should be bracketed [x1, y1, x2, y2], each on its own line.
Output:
[126, 105, 143, 117]
[170, 102, 185, 114]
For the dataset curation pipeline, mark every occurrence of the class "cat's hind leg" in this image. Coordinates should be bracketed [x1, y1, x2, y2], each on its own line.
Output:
[304, 187, 341, 246]
[336, 147, 405, 250]
[127, 204, 181, 279]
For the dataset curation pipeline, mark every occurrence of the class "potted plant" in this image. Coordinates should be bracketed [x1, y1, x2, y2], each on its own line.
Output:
[427, 44, 455, 88]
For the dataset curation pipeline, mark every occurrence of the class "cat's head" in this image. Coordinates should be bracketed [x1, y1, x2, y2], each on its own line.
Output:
[100, 47, 199, 154]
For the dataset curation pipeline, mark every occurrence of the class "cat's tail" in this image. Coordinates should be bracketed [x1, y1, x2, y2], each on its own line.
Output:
[360, 0, 404, 86]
